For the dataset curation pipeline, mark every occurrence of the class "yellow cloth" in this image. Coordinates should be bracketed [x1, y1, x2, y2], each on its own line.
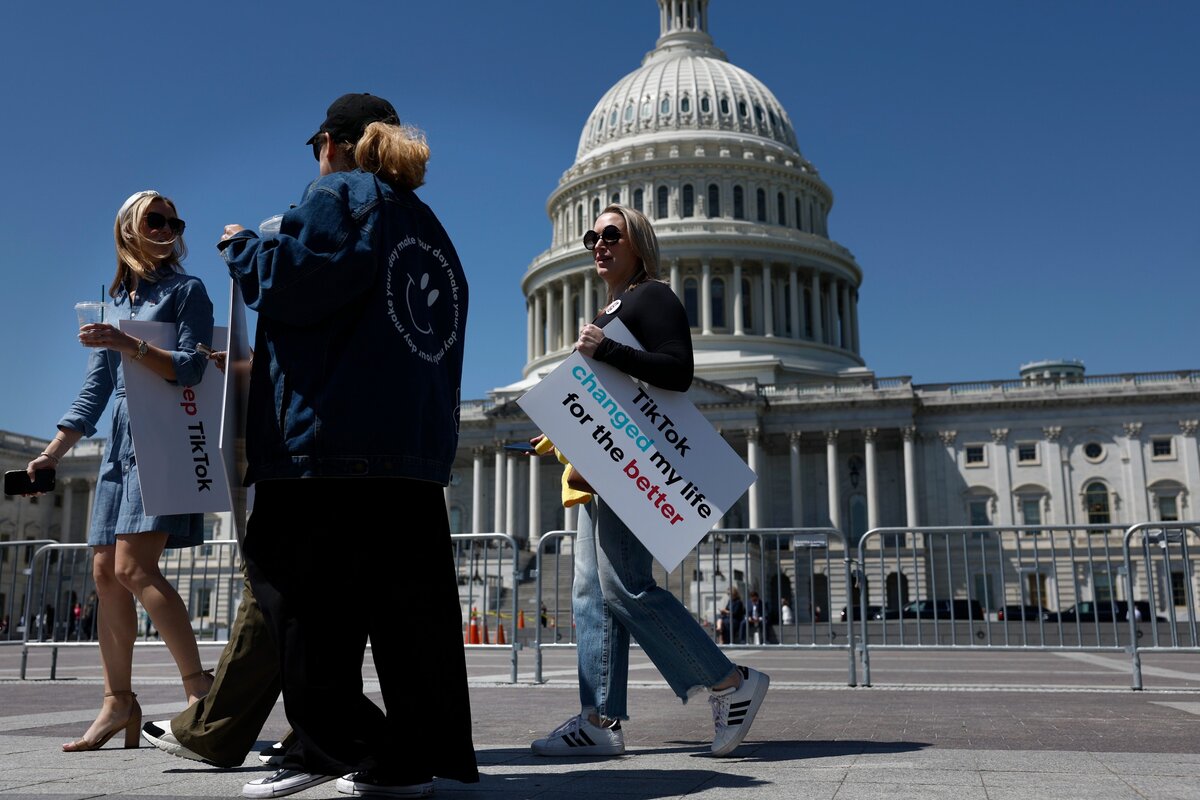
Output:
[535, 436, 593, 508]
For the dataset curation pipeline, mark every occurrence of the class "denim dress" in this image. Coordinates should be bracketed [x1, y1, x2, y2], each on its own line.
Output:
[58, 270, 214, 548]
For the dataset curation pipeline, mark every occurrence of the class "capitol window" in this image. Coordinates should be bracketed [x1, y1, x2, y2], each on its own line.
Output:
[609, 110, 617, 127]
[965, 444, 987, 467]
[755, 104, 764, 123]
[738, 100, 747, 117]
[660, 97, 671, 115]
[733, 186, 745, 220]
[611, 191, 620, 205]
[624, 103, 634, 122]
[1085, 482, 1111, 524]
[720, 96, 730, 115]
[700, 95, 711, 114]
[680, 96, 691, 114]
[795, 197, 803, 230]
[707, 184, 720, 217]
[683, 278, 699, 328]
[656, 186, 669, 219]
[1017, 442, 1039, 464]
[756, 188, 767, 222]
[777, 193, 786, 226]
[712, 278, 726, 328]
[633, 188, 644, 213]
[641, 99, 652, 119]
[682, 184, 694, 217]
[1151, 437, 1174, 460]
[1083, 442, 1105, 463]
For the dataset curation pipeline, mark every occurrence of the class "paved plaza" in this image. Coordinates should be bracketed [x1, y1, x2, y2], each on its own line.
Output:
[2, 643, 1199, 799]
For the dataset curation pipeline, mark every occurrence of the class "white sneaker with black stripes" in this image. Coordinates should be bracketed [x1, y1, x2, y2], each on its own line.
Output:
[531, 714, 625, 756]
[709, 665, 769, 756]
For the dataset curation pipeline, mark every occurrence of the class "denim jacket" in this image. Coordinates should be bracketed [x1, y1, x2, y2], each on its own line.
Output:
[58, 271, 214, 465]
[222, 169, 469, 485]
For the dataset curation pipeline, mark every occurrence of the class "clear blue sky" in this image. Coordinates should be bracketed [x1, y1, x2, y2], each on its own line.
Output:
[2, 1, 1197, 440]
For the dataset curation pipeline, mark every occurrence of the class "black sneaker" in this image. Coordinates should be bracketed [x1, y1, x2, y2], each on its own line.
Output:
[243, 769, 335, 798]
[336, 771, 433, 797]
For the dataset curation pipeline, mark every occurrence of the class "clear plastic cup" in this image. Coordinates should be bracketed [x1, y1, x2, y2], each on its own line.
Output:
[75, 302, 108, 327]
[259, 214, 284, 236]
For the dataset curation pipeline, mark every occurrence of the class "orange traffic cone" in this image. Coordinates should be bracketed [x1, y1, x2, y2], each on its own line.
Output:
[496, 622, 507, 645]
[517, 609, 526, 630]
[481, 616, 490, 645]
[466, 608, 480, 644]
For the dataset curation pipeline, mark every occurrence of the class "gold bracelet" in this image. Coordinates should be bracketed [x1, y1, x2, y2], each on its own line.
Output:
[132, 339, 149, 361]
[40, 452, 60, 465]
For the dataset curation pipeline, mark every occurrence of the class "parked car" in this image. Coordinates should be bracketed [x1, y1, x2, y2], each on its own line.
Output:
[995, 604, 1047, 621]
[839, 605, 884, 621]
[1049, 600, 1167, 623]
[901, 599, 986, 620]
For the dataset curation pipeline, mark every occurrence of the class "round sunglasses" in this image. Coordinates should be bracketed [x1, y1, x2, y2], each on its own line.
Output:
[145, 211, 185, 235]
[583, 225, 622, 251]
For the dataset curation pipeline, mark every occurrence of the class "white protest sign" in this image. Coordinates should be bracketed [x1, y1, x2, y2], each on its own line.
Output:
[217, 280, 255, 542]
[517, 319, 756, 571]
[120, 319, 230, 515]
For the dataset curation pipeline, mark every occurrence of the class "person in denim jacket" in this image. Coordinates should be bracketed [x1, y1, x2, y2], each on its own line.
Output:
[29, 190, 215, 752]
[219, 94, 476, 800]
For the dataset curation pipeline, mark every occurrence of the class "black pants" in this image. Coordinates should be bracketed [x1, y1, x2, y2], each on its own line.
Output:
[244, 478, 478, 784]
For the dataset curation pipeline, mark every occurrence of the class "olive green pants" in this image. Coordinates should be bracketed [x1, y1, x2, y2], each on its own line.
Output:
[169, 569, 287, 768]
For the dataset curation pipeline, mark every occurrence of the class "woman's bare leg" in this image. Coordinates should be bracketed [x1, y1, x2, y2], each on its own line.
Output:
[114, 533, 211, 703]
[64, 546, 138, 748]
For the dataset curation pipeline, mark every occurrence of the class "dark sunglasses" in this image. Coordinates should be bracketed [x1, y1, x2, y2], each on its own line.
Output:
[583, 225, 622, 251]
[310, 132, 326, 161]
[145, 211, 185, 235]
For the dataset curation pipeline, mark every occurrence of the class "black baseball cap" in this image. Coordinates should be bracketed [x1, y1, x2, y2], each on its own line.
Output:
[306, 93, 399, 145]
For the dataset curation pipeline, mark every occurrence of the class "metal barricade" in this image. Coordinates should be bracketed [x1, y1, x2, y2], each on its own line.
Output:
[1123, 522, 1200, 689]
[533, 526, 856, 685]
[20, 539, 243, 679]
[451, 532, 520, 683]
[0, 539, 56, 643]
[855, 524, 1200, 688]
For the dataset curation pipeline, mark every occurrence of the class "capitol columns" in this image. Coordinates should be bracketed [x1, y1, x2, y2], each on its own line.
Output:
[532, 290, 544, 358]
[902, 426, 919, 527]
[700, 259, 713, 334]
[788, 431, 803, 526]
[472, 447, 486, 533]
[746, 427, 762, 529]
[863, 428, 879, 531]
[825, 429, 841, 531]
[990, 428, 1013, 526]
[493, 444, 506, 533]
[561, 279, 573, 351]
[1180, 420, 1199, 512]
[788, 267, 801, 341]
[1122, 422, 1149, 522]
[761, 263, 774, 337]
[528, 446, 542, 547]
[505, 449, 518, 537]
[808, 271, 822, 344]
[583, 270, 595, 321]
[1042, 426, 1067, 525]
[732, 260, 744, 335]
[669, 258, 681, 296]
[58, 478, 75, 543]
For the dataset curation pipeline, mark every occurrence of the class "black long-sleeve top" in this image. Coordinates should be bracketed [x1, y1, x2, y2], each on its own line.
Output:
[592, 279, 694, 392]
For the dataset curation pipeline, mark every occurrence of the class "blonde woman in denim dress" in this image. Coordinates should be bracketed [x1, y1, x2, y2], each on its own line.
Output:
[27, 191, 216, 751]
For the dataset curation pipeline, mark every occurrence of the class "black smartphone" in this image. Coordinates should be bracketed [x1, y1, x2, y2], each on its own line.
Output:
[4, 469, 56, 496]
[503, 441, 538, 454]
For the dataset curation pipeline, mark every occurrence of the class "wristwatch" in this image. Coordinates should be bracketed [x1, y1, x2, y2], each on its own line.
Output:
[132, 339, 149, 361]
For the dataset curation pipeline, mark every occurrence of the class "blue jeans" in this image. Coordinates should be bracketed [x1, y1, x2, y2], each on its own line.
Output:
[574, 498, 734, 720]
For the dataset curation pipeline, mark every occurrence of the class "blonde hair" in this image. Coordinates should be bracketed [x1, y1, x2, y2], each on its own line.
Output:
[332, 121, 430, 190]
[598, 204, 661, 301]
[110, 193, 187, 297]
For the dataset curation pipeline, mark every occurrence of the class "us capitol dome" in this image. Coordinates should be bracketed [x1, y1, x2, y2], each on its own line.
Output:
[502, 0, 867, 396]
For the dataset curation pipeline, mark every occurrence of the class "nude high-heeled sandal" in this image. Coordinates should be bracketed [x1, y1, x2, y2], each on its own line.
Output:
[61, 691, 142, 752]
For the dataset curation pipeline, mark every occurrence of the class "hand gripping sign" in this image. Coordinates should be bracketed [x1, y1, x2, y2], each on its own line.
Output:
[517, 319, 756, 571]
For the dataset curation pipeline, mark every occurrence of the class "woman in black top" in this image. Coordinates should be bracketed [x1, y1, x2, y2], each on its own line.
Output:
[531, 205, 770, 758]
